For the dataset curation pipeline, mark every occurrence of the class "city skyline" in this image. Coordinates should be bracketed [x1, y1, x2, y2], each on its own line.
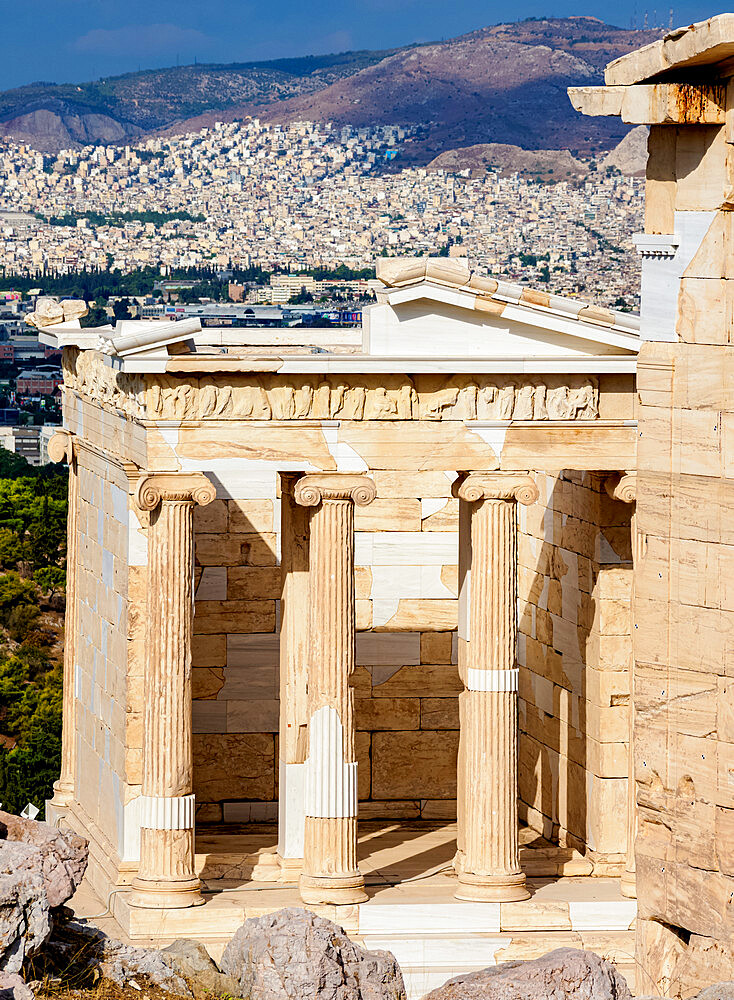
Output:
[2, 2, 715, 91]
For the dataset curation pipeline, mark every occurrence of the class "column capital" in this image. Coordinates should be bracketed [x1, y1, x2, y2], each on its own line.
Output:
[605, 471, 637, 503]
[134, 472, 216, 511]
[454, 472, 539, 506]
[47, 429, 75, 465]
[294, 473, 376, 508]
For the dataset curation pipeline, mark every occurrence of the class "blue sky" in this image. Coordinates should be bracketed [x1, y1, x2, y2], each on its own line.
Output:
[4, 0, 720, 90]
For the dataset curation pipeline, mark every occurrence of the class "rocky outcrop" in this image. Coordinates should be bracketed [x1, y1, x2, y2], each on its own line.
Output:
[0, 971, 35, 1000]
[422, 948, 631, 1000]
[0, 869, 49, 973]
[162, 939, 241, 999]
[0, 812, 88, 909]
[220, 907, 405, 1000]
[46, 921, 239, 1000]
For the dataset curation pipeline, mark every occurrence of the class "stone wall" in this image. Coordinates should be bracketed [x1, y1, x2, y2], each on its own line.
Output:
[631, 120, 734, 992]
[517, 472, 632, 861]
[189, 477, 464, 823]
[74, 448, 132, 866]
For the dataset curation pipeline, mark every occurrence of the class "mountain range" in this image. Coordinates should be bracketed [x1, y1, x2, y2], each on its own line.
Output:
[0, 18, 662, 160]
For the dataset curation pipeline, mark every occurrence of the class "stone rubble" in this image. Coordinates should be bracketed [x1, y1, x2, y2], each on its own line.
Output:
[0, 871, 49, 974]
[220, 907, 406, 1000]
[421, 948, 631, 1000]
[0, 971, 34, 1000]
[0, 811, 89, 909]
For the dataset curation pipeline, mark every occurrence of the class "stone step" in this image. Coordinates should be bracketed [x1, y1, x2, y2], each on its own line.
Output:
[358, 895, 637, 999]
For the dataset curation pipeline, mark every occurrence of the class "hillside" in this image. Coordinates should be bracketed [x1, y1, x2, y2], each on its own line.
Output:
[0, 50, 397, 151]
[0, 18, 663, 156]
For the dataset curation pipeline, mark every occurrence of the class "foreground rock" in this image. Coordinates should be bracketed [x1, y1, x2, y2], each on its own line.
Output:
[422, 948, 631, 1000]
[0, 811, 88, 909]
[46, 921, 238, 999]
[221, 907, 405, 1000]
[0, 971, 34, 1000]
[0, 868, 49, 973]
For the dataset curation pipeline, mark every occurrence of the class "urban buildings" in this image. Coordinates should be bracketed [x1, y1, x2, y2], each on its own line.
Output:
[0, 120, 643, 310]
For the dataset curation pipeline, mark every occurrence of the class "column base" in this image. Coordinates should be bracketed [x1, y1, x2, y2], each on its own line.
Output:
[299, 871, 367, 905]
[620, 869, 637, 899]
[251, 852, 282, 882]
[128, 875, 205, 910]
[455, 871, 530, 902]
[47, 778, 75, 810]
[277, 853, 304, 882]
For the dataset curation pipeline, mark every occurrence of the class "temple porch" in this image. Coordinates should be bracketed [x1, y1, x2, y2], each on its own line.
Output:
[69, 820, 637, 999]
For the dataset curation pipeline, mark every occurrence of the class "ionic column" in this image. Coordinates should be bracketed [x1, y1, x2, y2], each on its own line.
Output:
[294, 473, 376, 905]
[453, 472, 538, 903]
[129, 472, 215, 909]
[47, 431, 78, 814]
[276, 474, 311, 877]
[606, 472, 639, 899]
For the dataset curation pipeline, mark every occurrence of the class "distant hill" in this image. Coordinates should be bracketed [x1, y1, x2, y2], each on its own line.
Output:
[0, 50, 397, 151]
[0, 18, 663, 157]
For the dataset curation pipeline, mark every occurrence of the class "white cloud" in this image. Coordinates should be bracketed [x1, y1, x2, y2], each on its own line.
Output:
[71, 23, 216, 59]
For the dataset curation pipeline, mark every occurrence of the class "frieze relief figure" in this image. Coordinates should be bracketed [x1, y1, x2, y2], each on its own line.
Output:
[63, 348, 147, 419]
[68, 365, 599, 423]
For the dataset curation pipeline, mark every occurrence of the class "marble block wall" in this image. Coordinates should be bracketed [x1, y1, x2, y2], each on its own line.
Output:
[74, 449, 132, 864]
[189, 473, 463, 823]
[517, 472, 633, 858]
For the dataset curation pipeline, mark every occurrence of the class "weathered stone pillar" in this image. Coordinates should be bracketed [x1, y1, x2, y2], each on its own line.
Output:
[606, 472, 638, 899]
[47, 430, 78, 814]
[294, 473, 376, 905]
[453, 472, 538, 902]
[129, 472, 215, 909]
[276, 474, 311, 877]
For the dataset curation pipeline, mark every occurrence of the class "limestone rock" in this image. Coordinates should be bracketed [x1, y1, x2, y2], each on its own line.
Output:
[0, 869, 50, 973]
[696, 986, 734, 1000]
[0, 810, 88, 908]
[220, 907, 406, 1000]
[421, 948, 631, 1000]
[97, 937, 193, 996]
[45, 922, 240, 998]
[0, 972, 35, 1000]
[161, 939, 241, 999]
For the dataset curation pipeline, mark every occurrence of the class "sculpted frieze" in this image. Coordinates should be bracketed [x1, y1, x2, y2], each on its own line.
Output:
[62, 348, 147, 419]
[60, 352, 599, 423]
[144, 373, 598, 422]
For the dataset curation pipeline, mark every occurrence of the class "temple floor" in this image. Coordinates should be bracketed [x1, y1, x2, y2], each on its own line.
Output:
[70, 822, 637, 998]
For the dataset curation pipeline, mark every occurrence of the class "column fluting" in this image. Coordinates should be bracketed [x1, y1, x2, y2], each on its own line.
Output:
[129, 472, 215, 910]
[454, 472, 538, 902]
[295, 473, 375, 905]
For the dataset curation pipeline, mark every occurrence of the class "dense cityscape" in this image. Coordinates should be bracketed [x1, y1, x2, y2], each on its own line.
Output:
[0, 119, 644, 310]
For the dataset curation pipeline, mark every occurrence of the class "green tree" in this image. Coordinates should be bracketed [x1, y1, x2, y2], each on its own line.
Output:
[0, 528, 21, 569]
[0, 572, 39, 626]
[34, 566, 66, 601]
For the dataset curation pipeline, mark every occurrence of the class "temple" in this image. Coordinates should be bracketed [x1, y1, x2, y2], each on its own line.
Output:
[38, 255, 642, 994]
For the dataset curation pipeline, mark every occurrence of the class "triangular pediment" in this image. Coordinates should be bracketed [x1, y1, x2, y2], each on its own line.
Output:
[366, 259, 641, 359]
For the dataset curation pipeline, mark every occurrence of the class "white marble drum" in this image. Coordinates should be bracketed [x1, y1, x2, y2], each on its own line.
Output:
[40, 256, 639, 947]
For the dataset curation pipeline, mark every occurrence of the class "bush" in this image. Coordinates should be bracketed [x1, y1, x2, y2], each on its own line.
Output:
[0, 649, 62, 816]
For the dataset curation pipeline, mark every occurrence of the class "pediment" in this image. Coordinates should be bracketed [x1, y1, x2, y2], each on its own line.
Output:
[367, 261, 641, 360]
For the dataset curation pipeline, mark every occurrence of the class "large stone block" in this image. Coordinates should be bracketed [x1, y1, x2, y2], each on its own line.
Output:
[193, 734, 274, 802]
[371, 731, 458, 799]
